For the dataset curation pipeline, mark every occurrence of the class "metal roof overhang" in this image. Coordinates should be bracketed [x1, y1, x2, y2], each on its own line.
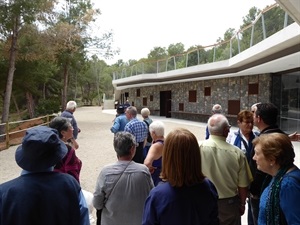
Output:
[276, 0, 300, 25]
[113, 23, 300, 90]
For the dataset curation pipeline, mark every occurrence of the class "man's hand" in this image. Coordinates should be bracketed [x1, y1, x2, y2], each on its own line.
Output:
[289, 131, 300, 142]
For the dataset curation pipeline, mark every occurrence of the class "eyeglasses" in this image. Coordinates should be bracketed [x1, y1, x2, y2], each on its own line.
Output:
[242, 120, 253, 124]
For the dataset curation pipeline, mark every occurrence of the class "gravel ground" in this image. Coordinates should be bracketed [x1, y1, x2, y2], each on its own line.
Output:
[1, 106, 299, 225]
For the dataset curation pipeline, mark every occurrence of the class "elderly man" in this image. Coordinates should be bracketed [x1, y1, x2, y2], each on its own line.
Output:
[200, 114, 252, 225]
[61, 100, 80, 149]
[0, 126, 89, 225]
[124, 106, 148, 163]
[93, 132, 153, 225]
[205, 104, 223, 139]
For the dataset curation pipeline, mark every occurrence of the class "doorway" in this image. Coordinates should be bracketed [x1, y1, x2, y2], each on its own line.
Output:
[160, 91, 172, 118]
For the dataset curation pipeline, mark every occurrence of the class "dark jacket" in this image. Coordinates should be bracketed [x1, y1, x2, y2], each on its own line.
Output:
[0, 172, 81, 225]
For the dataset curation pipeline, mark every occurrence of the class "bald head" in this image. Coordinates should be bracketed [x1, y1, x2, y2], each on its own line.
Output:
[208, 114, 230, 137]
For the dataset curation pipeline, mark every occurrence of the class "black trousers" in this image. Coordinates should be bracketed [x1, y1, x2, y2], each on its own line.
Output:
[132, 142, 144, 163]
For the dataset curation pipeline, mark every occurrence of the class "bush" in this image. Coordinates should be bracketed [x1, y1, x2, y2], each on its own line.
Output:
[35, 99, 61, 116]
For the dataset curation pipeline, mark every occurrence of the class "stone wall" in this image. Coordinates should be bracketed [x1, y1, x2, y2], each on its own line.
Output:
[120, 74, 272, 125]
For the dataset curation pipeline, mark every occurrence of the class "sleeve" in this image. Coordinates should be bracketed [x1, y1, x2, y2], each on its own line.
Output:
[142, 191, 158, 225]
[238, 152, 253, 187]
[206, 179, 220, 225]
[72, 116, 79, 139]
[110, 117, 120, 133]
[124, 123, 133, 134]
[79, 190, 91, 225]
[226, 131, 234, 144]
[280, 176, 300, 224]
[93, 172, 106, 210]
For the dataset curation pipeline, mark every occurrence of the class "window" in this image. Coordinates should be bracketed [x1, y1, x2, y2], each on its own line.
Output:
[204, 87, 211, 96]
[143, 97, 147, 106]
[150, 95, 153, 101]
[248, 83, 258, 95]
[228, 100, 240, 115]
[179, 103, 184, 111]
[189, 90, 197, 102]
[137, 89, 140, 97]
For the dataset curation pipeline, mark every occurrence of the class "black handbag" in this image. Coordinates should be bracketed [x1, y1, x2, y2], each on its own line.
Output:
[96, 209, 102, 225]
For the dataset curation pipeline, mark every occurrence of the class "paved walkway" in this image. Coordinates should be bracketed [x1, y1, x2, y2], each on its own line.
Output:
[1, 106, 299, 225]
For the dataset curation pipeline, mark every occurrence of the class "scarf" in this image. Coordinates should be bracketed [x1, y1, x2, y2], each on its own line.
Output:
[265, 167, 290, 225]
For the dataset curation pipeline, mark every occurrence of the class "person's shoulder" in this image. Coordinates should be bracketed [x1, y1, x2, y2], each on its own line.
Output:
[0, 176, 22, 189]
[283, 169, 300, 185]
[61, 111, 73, 118]
[101, 162, 117, 171]
[132, 162, 149, 171]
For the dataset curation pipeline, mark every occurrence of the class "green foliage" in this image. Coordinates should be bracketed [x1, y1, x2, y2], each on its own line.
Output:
[148, 47, 167, 59]
[35, 98, 61, 116]
[167, 43, 185, 56]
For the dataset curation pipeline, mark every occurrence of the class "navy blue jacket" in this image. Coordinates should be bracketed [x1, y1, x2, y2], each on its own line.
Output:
[0, 172, 81, 225]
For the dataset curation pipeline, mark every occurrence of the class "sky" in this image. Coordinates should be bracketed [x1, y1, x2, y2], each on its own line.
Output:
[91, 0, 276, 64]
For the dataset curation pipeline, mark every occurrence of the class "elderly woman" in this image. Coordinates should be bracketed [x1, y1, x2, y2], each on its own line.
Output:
[252, 133, 300, 225]
[142, 128, 219, 225]
[143, 120, 165, 186]
[49, 116, 82, 183]
[227, 110, 259, 162]
[141, 107, 153, 158]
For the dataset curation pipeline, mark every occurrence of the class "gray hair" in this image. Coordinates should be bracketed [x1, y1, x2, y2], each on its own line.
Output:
[212, 104, 222, 114]
[149, 120, 165, 137]
[141, 108, 151, 117]
[49, 117, 71, 138]
[208, 114, 230, 136]
[66, 101, 77, 110]
[126, 106, 137, 117]
[114, 132, 137, 157]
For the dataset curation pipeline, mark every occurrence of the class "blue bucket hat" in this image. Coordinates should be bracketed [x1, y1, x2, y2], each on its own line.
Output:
[15, 126, 67, 171]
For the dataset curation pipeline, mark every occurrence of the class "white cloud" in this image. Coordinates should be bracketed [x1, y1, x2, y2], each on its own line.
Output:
[92, 0, 276, 64]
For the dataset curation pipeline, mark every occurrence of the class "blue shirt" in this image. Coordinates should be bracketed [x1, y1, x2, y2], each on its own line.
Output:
[124, 118, 148, 143]
[142, 179, 219, 225]
[61, 110, 79, 139]
[111, 114, 129, 133]
[259, 168, 300, 225]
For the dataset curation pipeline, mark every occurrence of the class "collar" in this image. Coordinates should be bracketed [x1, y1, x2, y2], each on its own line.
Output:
[209, 135, 226, 141]
[21, 167, 54, 175]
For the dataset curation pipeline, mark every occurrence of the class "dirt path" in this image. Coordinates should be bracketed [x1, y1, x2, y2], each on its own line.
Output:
[0, 106, 207, 193]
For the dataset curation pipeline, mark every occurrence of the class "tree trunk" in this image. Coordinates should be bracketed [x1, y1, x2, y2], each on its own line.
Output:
[26, 91, 35, 118]
[0, 17, 19, 137]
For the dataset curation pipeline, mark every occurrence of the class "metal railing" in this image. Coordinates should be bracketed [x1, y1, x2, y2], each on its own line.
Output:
[113, 3, 295, 80]
[0, 115, 56, 151]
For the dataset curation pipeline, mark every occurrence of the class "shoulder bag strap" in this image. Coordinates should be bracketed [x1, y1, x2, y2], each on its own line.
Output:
[104, 161, 132, 205]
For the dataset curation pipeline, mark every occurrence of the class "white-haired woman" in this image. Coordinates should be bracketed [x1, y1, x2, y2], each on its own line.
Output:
[144, 120, 165, 186]
[141, 108, 153, 158]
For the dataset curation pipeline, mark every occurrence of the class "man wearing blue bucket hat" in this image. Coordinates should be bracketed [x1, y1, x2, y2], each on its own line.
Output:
[0, 126, 90, 225]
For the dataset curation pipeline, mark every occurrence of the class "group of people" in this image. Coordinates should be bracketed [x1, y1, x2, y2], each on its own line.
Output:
[110, 103, 164, 186]
[0, 100, 91, 224]
[0, 101, 299, 225]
